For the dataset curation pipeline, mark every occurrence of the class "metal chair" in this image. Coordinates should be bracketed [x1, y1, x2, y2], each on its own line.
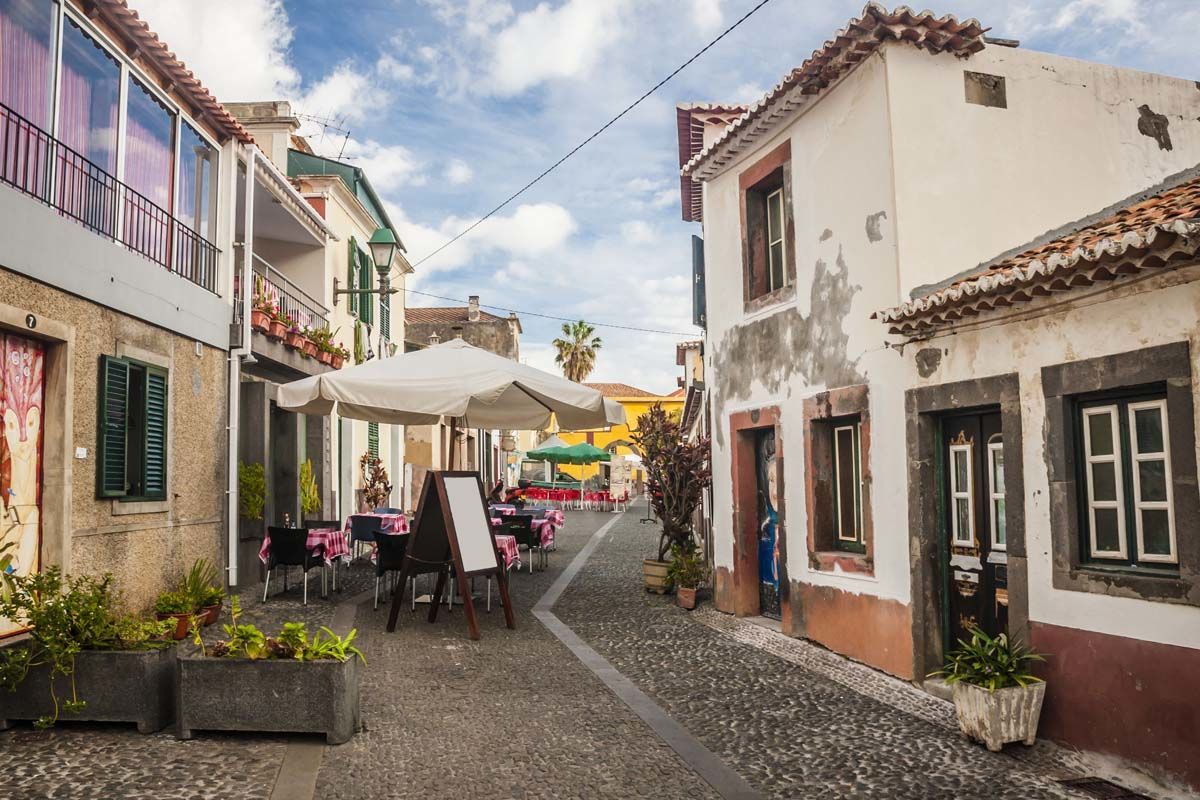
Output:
[505, 516, 540, 573]
[349, 515, 380, 561]
[373, 532, 413, 610]
[263, 527, 326, 605]
[372, 507, 403, 514]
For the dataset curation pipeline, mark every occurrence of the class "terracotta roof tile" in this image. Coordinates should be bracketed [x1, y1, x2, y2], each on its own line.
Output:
[583, 382, 658, 398]
[92, 0, 253, 144]
[682, 3, 986, 180]
[877, 168, 1200, 333]
[405, 306, 508, 325]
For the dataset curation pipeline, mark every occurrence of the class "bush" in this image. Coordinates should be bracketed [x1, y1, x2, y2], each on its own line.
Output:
[632, 404, 711, 561]
[300, 459, 321, 517]
[238, 461, 266, 521]
[666, 544, 709, 589]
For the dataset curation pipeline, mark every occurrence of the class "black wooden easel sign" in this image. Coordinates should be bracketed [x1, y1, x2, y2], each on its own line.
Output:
[385, 471, 515, 640]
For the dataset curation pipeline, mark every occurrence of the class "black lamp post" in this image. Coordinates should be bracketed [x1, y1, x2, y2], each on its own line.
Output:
[333, 226, 399, 305]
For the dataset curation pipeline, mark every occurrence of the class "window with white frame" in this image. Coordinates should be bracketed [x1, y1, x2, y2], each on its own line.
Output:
[765, 187, 785, 293]
[949, 443, 975, 547]
[1079, 394, 1176, 568]
[987, 435, 1006, 550]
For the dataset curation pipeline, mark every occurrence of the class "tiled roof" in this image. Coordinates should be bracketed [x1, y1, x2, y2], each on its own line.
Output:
[676, 104, 746, 222]
[667, 387, 686, 397]
[91, 1, 253, 144]
[405, 306, 508, 325]
[584, 382, 658, 398]
[876, 169, 1200, 334]
[682, 3, 986, 181]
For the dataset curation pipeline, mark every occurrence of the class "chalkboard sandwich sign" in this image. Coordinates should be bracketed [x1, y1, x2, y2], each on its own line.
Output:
[386, 471, 516, 640]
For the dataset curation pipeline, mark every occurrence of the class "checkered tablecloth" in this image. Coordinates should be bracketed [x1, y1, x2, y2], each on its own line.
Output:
[491, 517, 556, 548]
[258, 527, 348, 566]
[493, 534, 520, 570]
[344, 513, 410, 535]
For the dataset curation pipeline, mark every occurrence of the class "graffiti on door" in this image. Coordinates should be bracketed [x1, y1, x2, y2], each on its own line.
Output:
[756, 428, 781, 619]
[1, 334, 45, 638]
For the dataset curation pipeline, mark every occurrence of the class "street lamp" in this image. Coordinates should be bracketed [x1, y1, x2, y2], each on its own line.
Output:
[332, 226, 400, 305]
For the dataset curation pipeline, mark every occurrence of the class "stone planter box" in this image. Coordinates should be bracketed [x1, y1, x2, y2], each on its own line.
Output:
[0, 647, 176, 733]
[177, 655, 361, 744]
[952, 681, 1045, 752]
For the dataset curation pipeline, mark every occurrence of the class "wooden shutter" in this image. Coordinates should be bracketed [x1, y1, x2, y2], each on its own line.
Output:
[347, 236, 359, 315]
[143, 367, 168, 499]
[358, 248, 374, 326]
[97, 356, 129, 498]
[380, 290, 390, 342]
[368, 422, 379, 459]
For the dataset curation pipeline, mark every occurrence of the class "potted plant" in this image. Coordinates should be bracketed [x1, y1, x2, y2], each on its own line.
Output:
[154, 590, 195, 640]
[180, 558, 224, 627]
[285, 322, 306, 351]
[330, 343, 349, 370]
[359, 454, 392, 509]
[632, 405, 711, 593]
[0, 568, 176, 732]
[250, 293, 273, 333]
[300, 459, 321, 520]
[267, 309, 289, 341]
[667, 545, 708, 610]
[300, 327, 320, 359]
[177, 598, 364, 744]
[931, 626, 1046, 752]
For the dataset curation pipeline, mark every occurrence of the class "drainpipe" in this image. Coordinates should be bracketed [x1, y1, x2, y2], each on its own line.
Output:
[226, 146, 257, 587]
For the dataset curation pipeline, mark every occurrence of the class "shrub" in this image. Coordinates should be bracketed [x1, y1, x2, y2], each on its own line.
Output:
[238, 461, 266, 521]
[930, 626, 1045, 692]
[300, 459, 321, 517]
[632, 404, 711, 561]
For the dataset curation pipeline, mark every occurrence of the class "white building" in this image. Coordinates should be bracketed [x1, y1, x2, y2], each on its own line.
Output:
[680, 4, 1200, 789]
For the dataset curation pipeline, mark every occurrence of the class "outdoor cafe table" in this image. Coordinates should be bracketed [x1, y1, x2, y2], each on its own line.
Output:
[491, 516, 556, 548]
[258, 526, 349, 566]
[493, 534, 520, 570]
[343, 512, 410, 536]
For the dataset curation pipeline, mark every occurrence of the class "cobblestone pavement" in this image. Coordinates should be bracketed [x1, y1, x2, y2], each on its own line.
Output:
[554, 512, 1086, 800]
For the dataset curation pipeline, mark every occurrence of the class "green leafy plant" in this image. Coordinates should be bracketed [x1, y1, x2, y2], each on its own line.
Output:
[205, 599, 364, 664]
[666, 544, 709, 590]
[930, 626, 1045, 692]
[0, 539, 16, 601]
[303, 627, 365, 663]
[198, 586, 225, 608]
[0, 568, 170, 727]
[633, 404, 712, 561]
[154, 590, 193, 616]
[180, 558, 220, 610]
[353, 321, 365, 364]
[238, 461, 266, 521]
[300, 459, 321, 517]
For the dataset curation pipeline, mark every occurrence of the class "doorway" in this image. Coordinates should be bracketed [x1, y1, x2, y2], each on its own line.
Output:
[941, 410, 1008, 648]
[756, 428, 781, 619]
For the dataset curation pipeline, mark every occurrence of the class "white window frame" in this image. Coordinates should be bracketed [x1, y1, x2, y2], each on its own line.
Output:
[833, 422, 862, 544]
[765, 186, 785, 292]
[1126, 399, 1176, 563]
[987, 437, 1005, 551]
[1082, 405, 1127, 560]
[949, 443, 975, 547]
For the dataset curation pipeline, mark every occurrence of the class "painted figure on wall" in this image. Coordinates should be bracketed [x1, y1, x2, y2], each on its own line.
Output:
[1, 335, 44, 579]
[756, 429, 781, 619]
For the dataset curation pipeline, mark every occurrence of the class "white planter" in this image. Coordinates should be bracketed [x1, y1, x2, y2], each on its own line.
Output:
[951, 681, 1045, 752]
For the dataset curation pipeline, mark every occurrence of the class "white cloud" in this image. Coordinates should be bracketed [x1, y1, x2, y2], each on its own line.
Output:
[691, 0, 723, 31]
[734, 82, 767, 103]
[445, 159, 474, 185]
[377, 54, 416, 83]
[295, 63, 389, 124]
[625, 177, 658, 193]
[424, 0, 514, 38]
[620, 220, 656, 244]
[652, 188, 678, 209]
[130, 0, 299, 101]
[489, 0, 628, 95]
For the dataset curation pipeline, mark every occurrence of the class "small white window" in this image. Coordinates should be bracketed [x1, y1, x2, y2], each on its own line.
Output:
[765, 187, 785, 292]
[949, 443, 974, 547]
[987, 436, 1006, 550]
[1082, 406, 1127, 560]
[833, 423, 863, 545]
[1127, 399, 1175, 563]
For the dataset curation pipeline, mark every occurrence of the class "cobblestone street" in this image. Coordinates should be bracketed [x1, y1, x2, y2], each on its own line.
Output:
[0, 510, 1107, 799]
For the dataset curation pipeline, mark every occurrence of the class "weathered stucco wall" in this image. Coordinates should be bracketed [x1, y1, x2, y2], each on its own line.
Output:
[886, 43, 1200, 300]
[0, 268, 226, 612]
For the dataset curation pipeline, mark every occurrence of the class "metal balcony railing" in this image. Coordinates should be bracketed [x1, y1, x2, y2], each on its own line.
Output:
[234, 252, 329, 333]
[0, 101, 219, 293]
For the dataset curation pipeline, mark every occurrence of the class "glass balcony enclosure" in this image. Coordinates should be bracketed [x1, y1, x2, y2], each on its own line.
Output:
[0, 0, 221, 292]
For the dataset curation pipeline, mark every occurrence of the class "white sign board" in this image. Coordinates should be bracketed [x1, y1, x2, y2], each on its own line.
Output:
[442, 475, 499, 573]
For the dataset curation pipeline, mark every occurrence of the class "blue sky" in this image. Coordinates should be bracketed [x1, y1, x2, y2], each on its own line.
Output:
[135, 0, 1200, 392]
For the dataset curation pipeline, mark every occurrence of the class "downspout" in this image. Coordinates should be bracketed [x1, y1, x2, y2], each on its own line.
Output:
[226, 146, 256, 587]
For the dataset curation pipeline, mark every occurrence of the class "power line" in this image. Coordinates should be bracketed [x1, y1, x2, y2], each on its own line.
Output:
[403, 287, 697, 337]
[410, 0, 775, 269]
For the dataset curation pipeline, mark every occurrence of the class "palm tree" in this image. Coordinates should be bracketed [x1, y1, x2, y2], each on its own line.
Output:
[553, 320, 602, 382]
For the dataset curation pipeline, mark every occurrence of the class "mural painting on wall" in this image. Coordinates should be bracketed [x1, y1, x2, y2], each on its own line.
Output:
[756, 429, 781, 619]
[1, 334, 45, 638]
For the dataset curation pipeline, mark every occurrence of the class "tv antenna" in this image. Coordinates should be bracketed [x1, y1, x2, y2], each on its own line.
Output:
[294, 111, 352, 160]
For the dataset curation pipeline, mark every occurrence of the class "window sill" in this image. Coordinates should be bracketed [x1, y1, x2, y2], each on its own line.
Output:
[112, 498, 170, 516]
[809, 550, 874, 576]
[1054, 563, 1197, 607]
[744, 283, 795, 316]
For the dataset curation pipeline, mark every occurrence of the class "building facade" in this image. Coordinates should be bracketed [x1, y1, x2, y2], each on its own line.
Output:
[682, 5, 1200, 788]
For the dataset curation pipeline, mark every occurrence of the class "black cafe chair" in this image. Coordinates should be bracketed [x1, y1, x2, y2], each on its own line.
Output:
[505, 516, 541, 574]
[373, 507, 403, 515]
[374, 533, 414, 611]
[349, 515, 381, 561]
[263, 527, 326, 605]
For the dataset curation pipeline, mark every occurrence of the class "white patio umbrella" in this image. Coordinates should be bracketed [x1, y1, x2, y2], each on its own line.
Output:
[277, 339, 625, 467]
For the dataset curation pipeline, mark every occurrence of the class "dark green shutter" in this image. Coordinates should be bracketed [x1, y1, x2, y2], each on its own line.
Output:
[368, 422, 379, 459]
[347, 237, 359, 315]
[97, 356, 129, 498]
[358, 248, 374, 326]
[143, 368, 168, 499]
[380, 291, 390, 342]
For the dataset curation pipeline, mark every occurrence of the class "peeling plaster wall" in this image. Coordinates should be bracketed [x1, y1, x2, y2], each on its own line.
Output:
[886, 44, 1200, 300]
[703, 52, 913, 606]
[907, 268, 1200, 651]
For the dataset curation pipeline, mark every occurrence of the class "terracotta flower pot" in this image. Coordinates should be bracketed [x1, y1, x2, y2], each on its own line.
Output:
[330, 354, 345, 369]
[200, 603, 221, 627]
[250, 309, 271, 333]
[318, 350, 334, 366]
[267, 320, 287, 340]
[285, 331, 305, 350]
[676, 586, 697, 610]
[155, 612, 192, 641]
[302, 340, 318, 359]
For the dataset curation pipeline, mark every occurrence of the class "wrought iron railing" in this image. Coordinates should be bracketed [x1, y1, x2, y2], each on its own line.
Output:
[0, 101, 219, 293]
[234, 252, 329, 332]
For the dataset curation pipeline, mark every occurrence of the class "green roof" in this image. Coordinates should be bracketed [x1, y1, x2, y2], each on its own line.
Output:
[287, 149, 398, 241]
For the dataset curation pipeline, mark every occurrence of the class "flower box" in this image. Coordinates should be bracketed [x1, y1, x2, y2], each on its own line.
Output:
[176, 655, 360, 744]
[952, 681, 1045, 752]
[330, 353, 345, 369]
[0, 647, 176, 734]
[250, 309, 271, 333]
[266, 319, 287, 340]
[285, 330, 305, 350]
[318, 350, 334, 366]
[302, 339, 318, 359]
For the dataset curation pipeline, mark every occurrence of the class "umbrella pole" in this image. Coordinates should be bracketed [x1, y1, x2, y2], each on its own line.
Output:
[446, 417, 458, 470]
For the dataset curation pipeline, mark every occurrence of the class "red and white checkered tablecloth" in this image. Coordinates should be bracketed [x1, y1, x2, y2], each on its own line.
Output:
[258, 527, 348, 566]
[493, 534, 520, 570]
[542, 509, 565, 527]
[344, 513, 410, 536]
[491, 517, 556, 548]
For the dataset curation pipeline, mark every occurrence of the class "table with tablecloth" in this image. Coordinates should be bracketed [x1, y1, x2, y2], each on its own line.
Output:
[344, 513, 410, 536]
[491, 516, 556, 548]
[258, 527, 348, 566]
[493, 534, 520, 570]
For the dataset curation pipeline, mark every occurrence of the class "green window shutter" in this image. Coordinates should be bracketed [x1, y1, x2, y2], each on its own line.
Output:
[368, 422, 379, 459]
[380, 291, 390, 342]
[358, 248, 374, 326]
[143, 368, 168, 499]
[97, 356, 129, 498]
[347, 237, 359, 315]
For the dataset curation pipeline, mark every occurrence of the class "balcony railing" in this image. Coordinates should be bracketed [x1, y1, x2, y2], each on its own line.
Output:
[0, 101, 219, 294]
[234, 253, 329, 333]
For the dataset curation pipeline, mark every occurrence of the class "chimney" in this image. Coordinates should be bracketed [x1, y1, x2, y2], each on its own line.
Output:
[467, 295, 480, 322]
[428, 333, 440, 345]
